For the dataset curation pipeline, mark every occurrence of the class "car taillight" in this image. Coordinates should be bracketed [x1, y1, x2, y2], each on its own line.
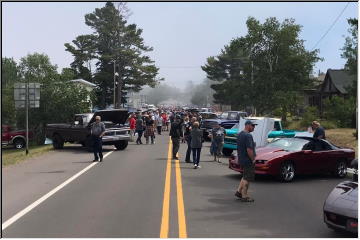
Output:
[349, 220, 358, 228]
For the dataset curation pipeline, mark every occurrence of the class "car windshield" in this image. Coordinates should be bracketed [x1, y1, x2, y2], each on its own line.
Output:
[201, 113, 217, 119]
[267, 138, 309, 152]
[219, 112, 228, 119]
[228, 112, 238, 120]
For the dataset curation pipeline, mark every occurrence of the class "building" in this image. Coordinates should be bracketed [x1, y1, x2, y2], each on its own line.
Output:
[70, 79, 97, 111]
[304, 69, 355, 114]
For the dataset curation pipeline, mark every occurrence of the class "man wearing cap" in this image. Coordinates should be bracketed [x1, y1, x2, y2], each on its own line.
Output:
[91, 116, 106, 162]
[312, 121, 326, 140]
[235, 120, 257, 202]
[169, 115, 183, 159]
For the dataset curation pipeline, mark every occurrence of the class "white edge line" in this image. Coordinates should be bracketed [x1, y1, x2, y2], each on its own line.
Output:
[2, 150, 114, 230]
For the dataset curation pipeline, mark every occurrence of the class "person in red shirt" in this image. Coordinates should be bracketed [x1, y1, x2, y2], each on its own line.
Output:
[129, 113, 136, 142]
[162, 113, 168, 131]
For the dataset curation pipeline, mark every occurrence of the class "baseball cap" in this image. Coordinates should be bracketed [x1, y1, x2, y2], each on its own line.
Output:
[245, 120, 257, 126]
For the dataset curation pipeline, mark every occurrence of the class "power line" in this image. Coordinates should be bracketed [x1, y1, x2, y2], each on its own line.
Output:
[311, 2, 350, 50]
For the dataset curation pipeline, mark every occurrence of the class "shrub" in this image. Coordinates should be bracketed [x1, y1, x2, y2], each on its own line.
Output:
[320, 120, 338, 130]
[323, 96, 356, 128]
[300, 106, 319, 128]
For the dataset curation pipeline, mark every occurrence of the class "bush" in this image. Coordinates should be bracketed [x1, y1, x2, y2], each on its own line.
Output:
[300, 106, 319, 128]
[323, 96, 356, 128]
[320, 120, 338, 130]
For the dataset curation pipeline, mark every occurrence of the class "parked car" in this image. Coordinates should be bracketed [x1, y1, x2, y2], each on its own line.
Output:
[45, 109, 130, 151]
[200, 111, 248, 140]
[228, 137, 355, 182]
[198, 112, 218, 120]
[323, 159, 358, 235]
[222, 117, 306, 156]
[2, 125, 33, 149]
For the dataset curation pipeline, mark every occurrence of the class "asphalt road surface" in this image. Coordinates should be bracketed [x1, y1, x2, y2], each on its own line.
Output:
[2, 133, 356, 237]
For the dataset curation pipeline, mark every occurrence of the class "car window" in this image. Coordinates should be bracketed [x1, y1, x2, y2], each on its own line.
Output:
[268, 138, 310, 152]
[228, 112, 238, 120]
[274, 121, 281, 131]
[219, 113, 228, 119]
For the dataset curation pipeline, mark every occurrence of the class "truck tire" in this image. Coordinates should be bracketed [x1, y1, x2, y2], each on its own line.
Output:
[13, 138, 26, 149]
[115, 140, 128, 150]
[52, 134, 64, 149]
[222, 148, 233, 156]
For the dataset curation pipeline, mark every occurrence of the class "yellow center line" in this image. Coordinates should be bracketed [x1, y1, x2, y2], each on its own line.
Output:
[175, 157, 188, 238]
[160, 138, 172, 238]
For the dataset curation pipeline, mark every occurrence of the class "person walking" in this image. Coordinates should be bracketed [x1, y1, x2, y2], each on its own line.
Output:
[184, 117, 196, 163]
[91, 116, 106, 162]
[190, 121, 203, 169]
[129, 113, 136, 142]
[235, 120, 257, 202]
[211, 122, 225, 163]
[155, 112, 163, 135]
[144, 114, 155, 144]
[170, 115, 183, 159]
[135, 114, 144, 144]
[312, 120, 326, 140]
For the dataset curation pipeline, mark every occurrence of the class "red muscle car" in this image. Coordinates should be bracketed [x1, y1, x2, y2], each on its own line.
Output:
[229, 137, 355, 182]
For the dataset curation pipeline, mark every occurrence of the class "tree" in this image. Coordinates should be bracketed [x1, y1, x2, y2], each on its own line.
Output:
[65, 2, 161, 109]
[16, 53, 92, 144]
[341, 18, 357, 97]
[2, 57, 20, 125]
[202, 17, 321, 119]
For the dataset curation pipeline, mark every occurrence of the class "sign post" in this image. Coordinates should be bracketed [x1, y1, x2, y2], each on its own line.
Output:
[14, 82, 41, 154]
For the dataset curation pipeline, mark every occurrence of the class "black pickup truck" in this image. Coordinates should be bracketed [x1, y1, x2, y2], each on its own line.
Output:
[45, 109, 130, 151]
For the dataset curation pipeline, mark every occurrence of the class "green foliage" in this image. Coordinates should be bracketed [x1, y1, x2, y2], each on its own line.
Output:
[320, 120, 338, 130]
[202, 17, 321, 117]
[341, 18, 358, 98]
[13, 53, 92, 144]
[2, 57, 20, 125]
[323, 96, 356, 128]
[65, 2, 161, 108]
[300, 106, 319, 128]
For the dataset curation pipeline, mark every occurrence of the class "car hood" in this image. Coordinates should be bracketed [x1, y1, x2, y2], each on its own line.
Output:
[88, 109, 129, 126]
[255, 147, 290, 160]
[225, 128, 238, 136]
[324, 181, 358, 218]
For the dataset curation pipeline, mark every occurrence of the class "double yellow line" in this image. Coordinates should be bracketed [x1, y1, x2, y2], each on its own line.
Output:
[160, 138, 187, 238]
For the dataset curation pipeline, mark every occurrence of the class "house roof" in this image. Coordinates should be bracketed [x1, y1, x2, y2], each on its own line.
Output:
[324, 69, 355, 94]
[70, 79, 97, 88]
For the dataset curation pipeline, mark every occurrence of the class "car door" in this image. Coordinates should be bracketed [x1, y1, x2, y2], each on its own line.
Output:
[297, 140, 324, 174]
[318, 140, 343, 172]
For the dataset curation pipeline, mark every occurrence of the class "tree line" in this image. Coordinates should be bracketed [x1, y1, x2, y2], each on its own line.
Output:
[201, 17, 357, 126]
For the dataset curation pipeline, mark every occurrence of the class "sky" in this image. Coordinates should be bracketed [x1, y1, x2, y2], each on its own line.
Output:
[2, 2, 359, 89]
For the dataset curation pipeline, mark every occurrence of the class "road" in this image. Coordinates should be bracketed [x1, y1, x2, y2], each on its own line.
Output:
[2, 133, 355, 237]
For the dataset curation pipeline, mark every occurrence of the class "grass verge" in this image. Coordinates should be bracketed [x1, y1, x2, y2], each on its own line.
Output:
[2, 145, 54, 167]
[326, 128, 358, 158]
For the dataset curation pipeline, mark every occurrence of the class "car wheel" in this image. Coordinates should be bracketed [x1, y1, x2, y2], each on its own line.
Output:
[115, 140, 128, 150]
[52, 134, 64, 149]
[13, 138, 26, 149]
[279, 161, 295, 182]
[222, 148, 233, 156]
[334, 160, 347, 178]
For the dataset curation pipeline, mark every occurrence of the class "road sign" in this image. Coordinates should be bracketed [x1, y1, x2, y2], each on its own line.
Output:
[14, 83, 40, 109]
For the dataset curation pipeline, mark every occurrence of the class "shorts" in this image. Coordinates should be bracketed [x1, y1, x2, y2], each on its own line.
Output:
[242, 164, 255, 181]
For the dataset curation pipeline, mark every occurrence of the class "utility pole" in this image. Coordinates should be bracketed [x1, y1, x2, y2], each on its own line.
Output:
[25, 79, 29, 155]
[113, 60, 116, 108]
[116, 63, 122, 109]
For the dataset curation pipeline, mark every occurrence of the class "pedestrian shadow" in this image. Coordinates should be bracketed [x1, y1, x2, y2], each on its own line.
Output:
[154, 158, 168, 161]
[72, 161, 95, 164]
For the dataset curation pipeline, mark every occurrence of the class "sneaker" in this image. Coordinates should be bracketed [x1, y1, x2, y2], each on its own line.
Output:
[217, 160, 222, 163]
[99, 158, 103, 162]
[197, 165, 201, 168]
[194, 164, 198, 169]
[235, 191, 242, 199]
[93, 159, 98, 162]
